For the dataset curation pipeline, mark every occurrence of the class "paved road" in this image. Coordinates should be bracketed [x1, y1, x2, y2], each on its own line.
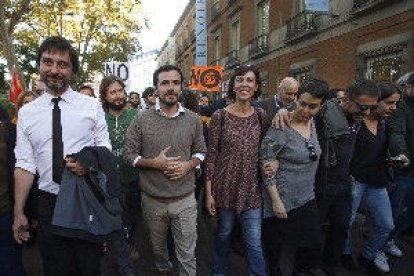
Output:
[23, 206, 414, 276]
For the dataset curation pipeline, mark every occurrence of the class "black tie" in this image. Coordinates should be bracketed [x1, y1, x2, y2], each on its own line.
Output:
[52, 97, 64, 184]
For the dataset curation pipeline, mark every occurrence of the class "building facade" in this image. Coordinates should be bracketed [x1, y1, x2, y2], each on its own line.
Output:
[160, 0, 413, 98]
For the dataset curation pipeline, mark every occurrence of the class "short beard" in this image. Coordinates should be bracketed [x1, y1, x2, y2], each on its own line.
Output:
[159, 96, 177, 107]
[107, 101, 127, 111]
[130, 102, 140, 108]
[40, 72, 70, 94]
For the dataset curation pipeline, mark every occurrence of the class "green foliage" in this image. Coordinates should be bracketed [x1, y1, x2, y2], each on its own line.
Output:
[2, 0, 143, 86]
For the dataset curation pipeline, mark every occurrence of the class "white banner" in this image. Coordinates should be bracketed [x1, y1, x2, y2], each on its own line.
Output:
[104, 62, 130, 91]
[195, 0, 207, 66]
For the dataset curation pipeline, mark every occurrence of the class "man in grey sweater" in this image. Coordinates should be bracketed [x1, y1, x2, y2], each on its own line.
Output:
[123, 65, 206, 276]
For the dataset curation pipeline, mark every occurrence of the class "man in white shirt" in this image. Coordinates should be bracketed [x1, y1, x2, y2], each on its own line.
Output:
[13, 36, 111, 276]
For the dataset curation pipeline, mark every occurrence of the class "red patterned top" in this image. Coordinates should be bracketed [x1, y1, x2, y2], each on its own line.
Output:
[205, 108, 266, 214]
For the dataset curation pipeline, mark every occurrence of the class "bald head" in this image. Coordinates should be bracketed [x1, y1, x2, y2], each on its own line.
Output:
[278, 77, 299, 106]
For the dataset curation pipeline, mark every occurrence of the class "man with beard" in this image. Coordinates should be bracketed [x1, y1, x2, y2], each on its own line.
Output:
[123, 65, 206, 276]
[12, 36, 111, 275]
[128, 91, 141, 110]
[99, 75, 139, 275]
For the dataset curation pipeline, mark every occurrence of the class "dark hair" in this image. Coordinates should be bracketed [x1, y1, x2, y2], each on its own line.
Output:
[199, 92, 210, 102]
[129, 91, 140, 98]
[346, 79, 380, 99]
[79, 84, 94, 93]
[99, 75, 126, 112]
[37, 36, 80, 74]
[378, 82, 401, 101]
[181, 89, 199, 113]
[153, 64, 183, 86]
[407, 73, 414, 86]
[142, 87, 156, 99]
[327, 88, 344, 100]
[228, 65, 261, 100]
[297, 78, 329, 101]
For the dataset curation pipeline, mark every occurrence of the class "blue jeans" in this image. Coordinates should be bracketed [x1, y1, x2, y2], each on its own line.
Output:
[344, 181, 394, 260]
[213, 208, 267, 276]
[391, 175, 414, 237]
[0, 212, 26, 276]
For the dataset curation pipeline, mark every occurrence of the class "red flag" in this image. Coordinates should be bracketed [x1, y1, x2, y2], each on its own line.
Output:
[9, 66, 24, 104]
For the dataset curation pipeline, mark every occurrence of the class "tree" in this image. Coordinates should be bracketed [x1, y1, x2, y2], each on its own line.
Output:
[1, 0, 143, 89]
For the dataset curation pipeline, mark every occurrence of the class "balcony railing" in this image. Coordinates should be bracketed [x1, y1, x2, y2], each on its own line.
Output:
[286, 11, 317, 42]
[211, 2, 221, 21]
[248, 33, 269, 59]
[225, 50, 240, 70]
[190, 30, 196, 42]
[228, 0, 236, 6]
[176, 46, 183, 57]
[352, 0, 401, 16]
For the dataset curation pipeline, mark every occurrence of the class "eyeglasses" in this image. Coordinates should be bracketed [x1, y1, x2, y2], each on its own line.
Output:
[305, 141, 318, 161]
[352, 100, 378, 112]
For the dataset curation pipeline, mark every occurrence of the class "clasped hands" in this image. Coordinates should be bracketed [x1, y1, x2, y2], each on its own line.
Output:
[155, 146, 192, 180]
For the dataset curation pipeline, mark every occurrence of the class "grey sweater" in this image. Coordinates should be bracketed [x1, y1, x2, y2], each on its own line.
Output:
[123, 108, 206, 199]
[260, 123, 321, 218]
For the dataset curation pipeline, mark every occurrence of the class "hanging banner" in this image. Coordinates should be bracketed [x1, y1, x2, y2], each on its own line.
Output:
[195, 0, 207, 66]
[305, 0, 329, 13]
[189, 66, 222, 92]
[9, 66, 23, 104]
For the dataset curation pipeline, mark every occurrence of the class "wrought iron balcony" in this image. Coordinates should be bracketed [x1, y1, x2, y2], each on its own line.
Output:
[176, 46, 183, 57]
[286, 11, 317, 42]
[225, 50, 240, 70]
[353, 0, 401, 15]
[211, 2, 221, 21]
[249, 34, 269, 59]
[190, 30, 196, 42]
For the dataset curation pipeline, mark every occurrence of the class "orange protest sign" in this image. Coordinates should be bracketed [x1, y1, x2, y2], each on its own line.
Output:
[188, 66, 222, 92]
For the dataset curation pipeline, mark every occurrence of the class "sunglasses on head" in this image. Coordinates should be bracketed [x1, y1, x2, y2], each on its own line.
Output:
[305, 141, 318, 162]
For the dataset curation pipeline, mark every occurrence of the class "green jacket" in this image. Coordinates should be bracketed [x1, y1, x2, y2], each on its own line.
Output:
[105, 108, 139, 183]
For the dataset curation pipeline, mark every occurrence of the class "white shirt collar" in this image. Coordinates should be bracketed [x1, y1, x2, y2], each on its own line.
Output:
[155, 98, 186, 118]
[41, 87, 76, 105]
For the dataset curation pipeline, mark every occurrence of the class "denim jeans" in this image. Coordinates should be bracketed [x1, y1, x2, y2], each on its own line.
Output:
[344, 181, 394, 260]
[391, 175, 414, 237]
[213, 208, 267, 276]
[0, 212, 26, 276]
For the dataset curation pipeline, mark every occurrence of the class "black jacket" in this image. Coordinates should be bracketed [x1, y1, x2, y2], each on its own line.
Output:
[387, 95, 414, 176]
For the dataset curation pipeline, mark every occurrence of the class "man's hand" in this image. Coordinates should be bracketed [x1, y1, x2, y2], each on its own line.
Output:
[205, 194, 216, 216]
[154, 146, 181, 171]
[66, 156, 86, 176]
[164, 161, 192, 180]
[272, 200, 287, 219]
[262, 160, 280, 178]
[272, 108, 291, 129]
[13, 212, 30, 244]
[397, 154, 411, 168]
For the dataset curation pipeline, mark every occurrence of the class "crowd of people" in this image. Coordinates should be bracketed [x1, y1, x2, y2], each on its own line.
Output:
[0, 35, 413, 276]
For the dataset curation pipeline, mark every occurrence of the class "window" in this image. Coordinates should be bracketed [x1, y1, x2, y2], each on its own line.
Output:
[257, 1, 270, 36]
[365, 51, 404, 82]
[260, 71, 269, 99]
[290, 65, 314, 82]
[230, 18, 240, 52]
[214, 30, 221, 65]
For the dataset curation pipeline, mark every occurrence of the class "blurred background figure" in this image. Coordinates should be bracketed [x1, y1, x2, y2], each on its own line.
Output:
[199, 92, 210, 107]
[17, 92, 37, 111]
[128, 92, 141, 110]
[33, 80, 46, 96]
[78, 84, 95, 97]
[141, 87, 156, 111]
[328, 88, 347, 104]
